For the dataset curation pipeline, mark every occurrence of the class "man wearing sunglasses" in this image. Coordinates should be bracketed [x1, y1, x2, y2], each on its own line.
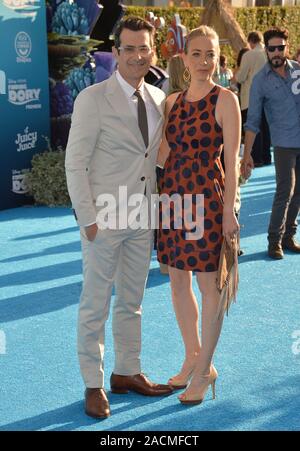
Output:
[241, 27, 300, 260]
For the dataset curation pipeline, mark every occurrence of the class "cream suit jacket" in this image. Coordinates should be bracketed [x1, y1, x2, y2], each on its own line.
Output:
[236, 44, 267, 111]
[65, 72, 165, 227]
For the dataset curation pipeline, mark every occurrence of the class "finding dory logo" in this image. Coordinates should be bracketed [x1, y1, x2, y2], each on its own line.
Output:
[0, 0, 41, 22]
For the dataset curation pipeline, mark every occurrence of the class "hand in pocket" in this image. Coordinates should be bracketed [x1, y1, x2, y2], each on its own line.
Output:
[85, 223, 99, 242]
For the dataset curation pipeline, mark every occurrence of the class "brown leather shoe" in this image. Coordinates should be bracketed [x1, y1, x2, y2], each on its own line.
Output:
[282, 237, 300, 253]
[84, 388, 110, 419]
[110, 373, 173, 396]
[268, 243, 284, 259]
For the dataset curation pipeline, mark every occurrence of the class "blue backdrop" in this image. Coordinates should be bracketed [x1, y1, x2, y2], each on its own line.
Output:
[0, 1, 50, 210]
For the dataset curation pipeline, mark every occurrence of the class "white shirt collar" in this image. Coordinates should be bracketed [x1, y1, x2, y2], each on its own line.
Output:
[116, 70, 146, 99]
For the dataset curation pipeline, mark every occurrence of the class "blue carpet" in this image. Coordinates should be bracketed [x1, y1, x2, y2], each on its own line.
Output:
[0, 163, 299, 431]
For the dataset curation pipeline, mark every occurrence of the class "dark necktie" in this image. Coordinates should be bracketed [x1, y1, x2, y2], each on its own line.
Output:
[134, 90, 149, 148]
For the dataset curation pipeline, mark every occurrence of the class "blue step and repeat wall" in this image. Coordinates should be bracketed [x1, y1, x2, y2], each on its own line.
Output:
[0, 1, 50, 210]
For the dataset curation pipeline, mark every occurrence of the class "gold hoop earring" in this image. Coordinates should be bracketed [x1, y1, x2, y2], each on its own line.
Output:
[183, 67, 191, 83]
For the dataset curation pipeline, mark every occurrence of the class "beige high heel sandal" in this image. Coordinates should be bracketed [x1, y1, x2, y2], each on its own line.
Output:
[168, 352, 200, 390]
[178, 366, 218, 405]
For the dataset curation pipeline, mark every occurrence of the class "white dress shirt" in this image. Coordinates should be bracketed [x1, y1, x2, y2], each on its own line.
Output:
[115, 70, 160, 144]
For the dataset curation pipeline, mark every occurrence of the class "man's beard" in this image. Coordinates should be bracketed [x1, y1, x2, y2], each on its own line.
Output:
[267, 54, 286, 68]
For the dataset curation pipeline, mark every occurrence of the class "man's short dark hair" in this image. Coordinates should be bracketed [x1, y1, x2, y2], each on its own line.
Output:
[263, 27, 289, 47]
[247, 31, 263, 44]
[114, 16, 155, 50]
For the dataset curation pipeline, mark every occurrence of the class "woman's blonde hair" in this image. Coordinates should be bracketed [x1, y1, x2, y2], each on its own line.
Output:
[184, 25, 220, 54]
[168, 54, 188, 94]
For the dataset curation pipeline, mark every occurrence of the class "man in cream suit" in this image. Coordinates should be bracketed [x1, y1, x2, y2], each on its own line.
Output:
[65, 17, 173, 419]
[235, 31, 271, 166]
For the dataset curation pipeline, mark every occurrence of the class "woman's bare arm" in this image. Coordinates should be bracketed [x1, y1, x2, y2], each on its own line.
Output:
[216, 89, 241, 239]
[157, 92, 181, 168]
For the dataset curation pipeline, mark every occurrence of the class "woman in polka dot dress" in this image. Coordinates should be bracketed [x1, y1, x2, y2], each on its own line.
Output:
[157, 26, 241, 405]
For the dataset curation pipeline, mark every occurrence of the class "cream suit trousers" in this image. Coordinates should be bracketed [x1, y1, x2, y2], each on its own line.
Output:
[78, 226, 153, 388]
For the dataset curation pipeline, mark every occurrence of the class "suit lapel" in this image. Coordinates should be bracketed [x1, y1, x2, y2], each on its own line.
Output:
[104, 73, 145, 149]
[144, 83, 164, 147]
[104, 74, 165, 150]
[144, 83, 164, 119]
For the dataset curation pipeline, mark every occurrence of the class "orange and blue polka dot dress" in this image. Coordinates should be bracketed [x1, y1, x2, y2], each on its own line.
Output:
[157, 85, 225, 272]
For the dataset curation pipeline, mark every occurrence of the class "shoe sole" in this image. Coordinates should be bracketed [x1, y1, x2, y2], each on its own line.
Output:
[179, 398, 204, 405]
[110, 387, 173, 396]
[85, 410, 110, 419]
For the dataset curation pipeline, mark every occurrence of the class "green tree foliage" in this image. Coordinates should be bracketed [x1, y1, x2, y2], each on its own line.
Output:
[126, 6, 300, 67]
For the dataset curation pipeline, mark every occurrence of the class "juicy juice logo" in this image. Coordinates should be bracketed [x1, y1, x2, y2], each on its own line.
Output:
[15, 127, 37, 152]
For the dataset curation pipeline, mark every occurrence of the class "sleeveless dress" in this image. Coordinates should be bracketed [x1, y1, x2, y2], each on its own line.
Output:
[157, 85, 225, 272]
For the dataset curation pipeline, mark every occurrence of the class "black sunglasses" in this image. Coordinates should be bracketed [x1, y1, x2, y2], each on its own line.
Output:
[267, 44, 286, 52]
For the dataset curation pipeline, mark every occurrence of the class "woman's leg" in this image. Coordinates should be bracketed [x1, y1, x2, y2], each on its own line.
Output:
[168, 266, 201, 377]
[179, 271, 224, 398]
